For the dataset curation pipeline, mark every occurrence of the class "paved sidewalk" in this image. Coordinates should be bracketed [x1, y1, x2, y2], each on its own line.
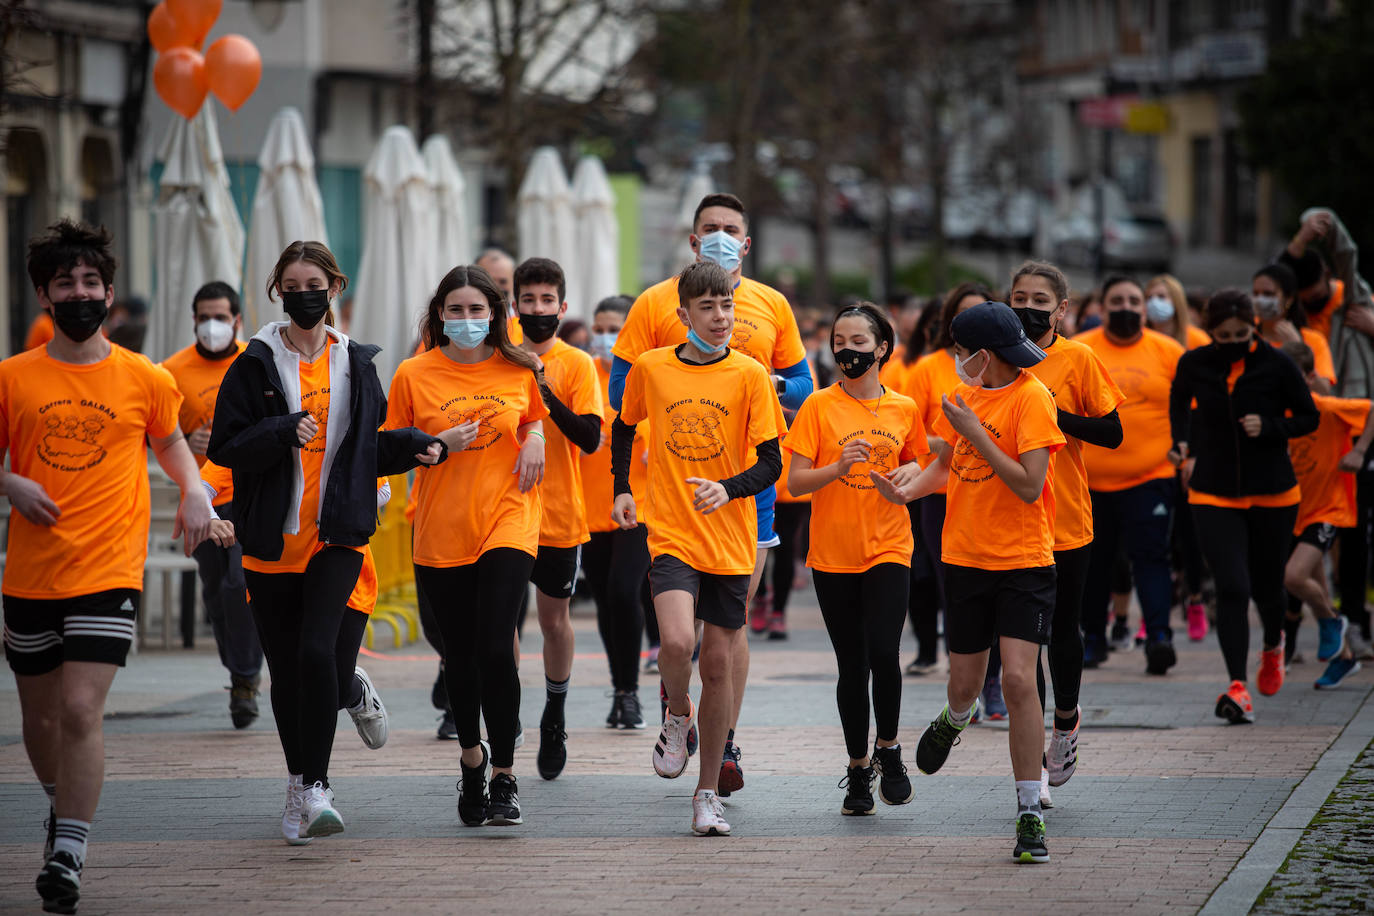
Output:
[2, 592, 1370, 914]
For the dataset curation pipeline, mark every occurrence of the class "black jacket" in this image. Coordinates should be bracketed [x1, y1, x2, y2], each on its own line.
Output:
[1169, 338, 1318, 498]
[207, 336, 444, 561]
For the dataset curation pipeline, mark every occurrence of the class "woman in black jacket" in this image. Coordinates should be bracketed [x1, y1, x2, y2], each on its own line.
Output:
[208, 241, 445, 845]
[1169, 288, 1318, 726]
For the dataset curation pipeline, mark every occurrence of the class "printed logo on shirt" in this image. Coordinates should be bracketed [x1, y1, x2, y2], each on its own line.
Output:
[1111, 366, 1148, 401]
[949, 436, 995, 483]
[194, 382, 221, 418]
[665, 399, 727, 462]
[36, 400, 111, 471]
[443, 396, 505, 451]
[731, 320, 756, 351]
[838, 428, 900, 490]
[301, 386, 330, 453]
[1289, 436, 1317, 477]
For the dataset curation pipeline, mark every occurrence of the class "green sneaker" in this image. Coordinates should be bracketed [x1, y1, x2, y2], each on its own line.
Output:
[1013, 813, 1049, 863]
[915, 704, 973, 775]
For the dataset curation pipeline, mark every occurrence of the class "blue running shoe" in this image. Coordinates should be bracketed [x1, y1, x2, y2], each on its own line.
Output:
[1314, 657, 1361, 689]
[1316, 616, 1349, 662]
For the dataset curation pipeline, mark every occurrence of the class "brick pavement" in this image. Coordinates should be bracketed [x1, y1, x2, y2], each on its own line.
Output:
[2, 593, 1370, 914]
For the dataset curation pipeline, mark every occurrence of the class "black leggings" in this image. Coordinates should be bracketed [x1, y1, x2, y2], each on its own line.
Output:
[772, 502, 810, 616]
[584, 525, 650, 693]
[1040, 543, 1092, 713]
[415, 548, 534, 768]
[1192, 504, 1298, 683]
[906, 501, 942, 662]
[813, 564, 910, 760]
[245, 547, 366, 787]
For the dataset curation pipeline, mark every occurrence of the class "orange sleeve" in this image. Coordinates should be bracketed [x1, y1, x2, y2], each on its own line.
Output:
[899, 404, 929, 463]
[23, 313, 54, 351]
[1333, 397, 1372, 435]
[384, 364, 413, 429]
[613, 288, 662, 364]
[1303, 328, 1337, 384]
[146, 364, 184, 439]
[782, 396, 821, 461]
[620, 360, 648, 426]
[771, 295, 807, 369]
[744, 367, 782, 449]
[199, 459, 232, 499]
[570, 355, 605, 418]
[1080, 348, 1126, 417]
[1017, 385, 1067, 455]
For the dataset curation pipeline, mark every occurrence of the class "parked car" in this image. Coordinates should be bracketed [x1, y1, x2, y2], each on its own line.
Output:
[1048, 182, 1174, 273]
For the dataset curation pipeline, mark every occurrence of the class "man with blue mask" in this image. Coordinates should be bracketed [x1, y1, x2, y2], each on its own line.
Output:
[610, 192, 813, 799]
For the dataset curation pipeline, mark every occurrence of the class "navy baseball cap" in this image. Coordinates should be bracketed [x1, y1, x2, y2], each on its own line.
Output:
[950, 301, 1047, 368]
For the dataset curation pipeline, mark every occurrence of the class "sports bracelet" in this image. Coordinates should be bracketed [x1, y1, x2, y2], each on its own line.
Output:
[527, 431, 546, 443]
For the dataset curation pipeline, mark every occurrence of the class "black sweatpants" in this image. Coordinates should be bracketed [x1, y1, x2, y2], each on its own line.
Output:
[193, 502, 263, 681]
[772, 502, 810, 617]
[245, 547, 365, 787]
[906, 501, 942, 663]
[414, 548, 534, 769]
[813, 564, 910, 760]
[1192, 503, 1298, 683]
[1040, 543, 1092, 713]
[584, 525, 650, 693]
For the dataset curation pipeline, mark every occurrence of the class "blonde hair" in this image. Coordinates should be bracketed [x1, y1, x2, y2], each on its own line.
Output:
[1146, 273, 1191, 346]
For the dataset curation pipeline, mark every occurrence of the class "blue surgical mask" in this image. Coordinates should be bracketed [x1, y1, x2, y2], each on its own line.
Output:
[687, 327, 728, 355]
[590, 330, 618, 361]
[444, 318, 489, 349]
[1145, 295, 1175, 323]
[697, 231, 743, 272]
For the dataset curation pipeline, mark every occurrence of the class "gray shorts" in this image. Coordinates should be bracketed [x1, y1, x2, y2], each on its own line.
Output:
[648, 554, 749, 630]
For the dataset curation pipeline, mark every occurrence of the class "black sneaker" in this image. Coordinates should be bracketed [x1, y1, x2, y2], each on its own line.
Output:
[431, 665, 448, 711]
[1109, 619, 1132, 652]
[1013, 812, 1049, 863]
[718, 741, 743, 797]
[1144, 634, 1177, 675]
[229, 675, 259, 729]
[1082, 633, 1108, 669]
[839, 764, 876, 815]
[485, 773, 523, 826]
[617, 691, 646, 729]
[436, 709, 459, 740]
[605, 694, 622, 729]
[537, 723, 568, 780]
[457, 741, 489, 826]
[42, 809, 55, 864]
[871, 744, 914, 805]
[916, 705, 970, 775]
[36, 850, 81, 914]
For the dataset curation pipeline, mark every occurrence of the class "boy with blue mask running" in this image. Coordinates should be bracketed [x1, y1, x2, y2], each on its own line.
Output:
[872, 301, 1065, 864]
[611, 192, 812, 797]
[612, 262, 783, 835]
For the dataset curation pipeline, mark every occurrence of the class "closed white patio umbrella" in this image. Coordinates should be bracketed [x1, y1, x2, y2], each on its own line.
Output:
[571, 155, 619, 320]
[517, 147, 578, 313]
[422, 134, 471, 277]
[151, 105, 245, 362]
[243, 107, 328, 331]
[351, 125, 436, 387]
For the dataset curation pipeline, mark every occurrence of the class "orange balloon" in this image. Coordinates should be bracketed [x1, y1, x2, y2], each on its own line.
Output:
[147, 2, 194, 52]
[153, 48, 209, 120]
[205, 35, 262, 111]
[166, 0, 222, 47]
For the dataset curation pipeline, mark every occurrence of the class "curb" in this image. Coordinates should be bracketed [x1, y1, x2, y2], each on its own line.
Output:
[1198, 682, 1374, 916]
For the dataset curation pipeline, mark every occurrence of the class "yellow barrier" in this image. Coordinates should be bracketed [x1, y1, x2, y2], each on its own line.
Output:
[366, 473, 421, 649]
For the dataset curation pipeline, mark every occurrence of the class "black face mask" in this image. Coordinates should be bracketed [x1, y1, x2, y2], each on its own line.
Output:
[51, 299, 109, 343]
[517, 312, 560, 344]
[1215, 339, 1251, 363]
[1106, 309, 1143, 339]
[834, 347, 879, 380]
[282, 289, 331, 330]
[1012, 307, 1054, 342]
[1300, 287, 1331, 313]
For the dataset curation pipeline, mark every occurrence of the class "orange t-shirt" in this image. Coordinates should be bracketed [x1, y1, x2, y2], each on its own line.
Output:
[23, 312, 54, 351]
[1184, 325, 1211, 350]
[582, 357, 648, 533]
[200, 457, 233, 507]
[899, 348, 960, 495]
[932, 371, 1065, 571]
[1304, 279, 1344, 341]
[614, 275, 806, 373]
[161, 341, 247, 467]
[536, 339, 604, 547]
[1290, 394, 1369, 532]
[1076, 327, 1185, 492]
[0, 345, 182, 599]
[1301, 327, 1337, 385]
[620, 346, 783, 575]
[879, 349, 913, 392]
[242, 350, 363, 574]
[783, 384, 928, 572]
[1026, 335, 1125, 550]
[349, 545, 378, 614]
[387, 347, 548, 566]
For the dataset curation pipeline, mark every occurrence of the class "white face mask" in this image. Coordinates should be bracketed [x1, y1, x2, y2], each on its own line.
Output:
[955, 349, 989, 387]
[196, 318, 236, 352]
[1145, 295, 1175, 322]
[1253, 294, 1283, 319]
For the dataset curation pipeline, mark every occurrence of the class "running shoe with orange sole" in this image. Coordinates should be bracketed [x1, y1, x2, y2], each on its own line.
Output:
[1215, 680, 1255, 724]
[1257, 640, 1286, 696]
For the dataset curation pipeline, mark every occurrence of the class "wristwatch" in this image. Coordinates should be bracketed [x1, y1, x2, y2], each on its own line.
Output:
[775, 377, 786, 396]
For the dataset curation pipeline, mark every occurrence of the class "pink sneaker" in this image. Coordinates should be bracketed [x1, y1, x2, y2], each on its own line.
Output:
[1186, 602, 1208, 641]
[1134, 620, 1147, 645]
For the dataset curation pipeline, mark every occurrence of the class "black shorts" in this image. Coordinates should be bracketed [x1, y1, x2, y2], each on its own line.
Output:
[649, 554, 749, 630]
[3, 588, 141, 676]
[943, 564, 1055, 654]
[531, 544, 582, 599]
[1296, 522, 1338, 552]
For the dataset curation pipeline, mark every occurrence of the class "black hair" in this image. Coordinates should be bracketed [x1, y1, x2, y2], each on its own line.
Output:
[1204, 288, 1255, 331]
[1254, 262, 1297, 299]
[1100, 274, 1143, 302]
[557, 318, 586, 343]
[931, 281, 995, 350]
[1290, 249, 1326, 288]
[677, 261, 734, 310]
[192, 280, 241, 316]
[594, 294, 633, 316]
[692, 193, 748, 231]
[27, 218, 117, 292]
[904, 296, 942, 365]
[830, 302, 895, 367]
[514, 256, 566, 304]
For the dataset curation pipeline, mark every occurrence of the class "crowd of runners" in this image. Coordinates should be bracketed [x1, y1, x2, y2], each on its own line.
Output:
[4, 196, 1373, 913]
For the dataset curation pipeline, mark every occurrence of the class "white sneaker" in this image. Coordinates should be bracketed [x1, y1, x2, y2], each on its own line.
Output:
[1039, 766, 1054, 809]
[281, 774, 312, 846]
[347, 667, 389, 750]
[652, 697, 695, 778]
[1046, 707, 1079, 787]
[691, 789, 731, 836]
[302, 781, 345, 837]
[1348, 628, 1374, 660]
